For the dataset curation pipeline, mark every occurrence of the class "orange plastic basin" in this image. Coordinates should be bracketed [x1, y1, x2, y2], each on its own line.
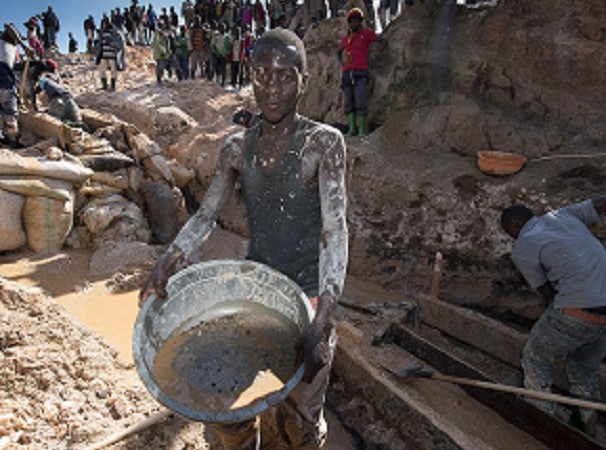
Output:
[477, 150, 527, 176]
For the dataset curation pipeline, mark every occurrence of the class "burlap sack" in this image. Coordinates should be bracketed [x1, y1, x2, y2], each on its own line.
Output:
[23, 194, 74, 252]
[0, 189, 26, 251]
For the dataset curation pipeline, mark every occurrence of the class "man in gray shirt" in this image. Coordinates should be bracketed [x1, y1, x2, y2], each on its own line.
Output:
[501, 196, 606, 436]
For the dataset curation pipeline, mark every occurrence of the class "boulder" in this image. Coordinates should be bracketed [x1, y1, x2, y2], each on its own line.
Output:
[80, 194, 146, 237]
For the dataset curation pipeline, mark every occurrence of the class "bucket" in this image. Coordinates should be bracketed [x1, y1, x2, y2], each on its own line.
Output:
[477, 150, 527, 176]
[133, 259, 314, 423]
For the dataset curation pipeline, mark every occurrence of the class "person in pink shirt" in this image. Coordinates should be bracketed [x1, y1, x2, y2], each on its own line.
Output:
[338, 7, 384, 136]
[25, 17, 44, 58]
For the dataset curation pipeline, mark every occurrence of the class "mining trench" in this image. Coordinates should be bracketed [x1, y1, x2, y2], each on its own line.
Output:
[3, 227, 603, 449]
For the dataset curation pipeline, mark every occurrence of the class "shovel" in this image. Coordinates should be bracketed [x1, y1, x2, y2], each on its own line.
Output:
[381, 364, 606, 412]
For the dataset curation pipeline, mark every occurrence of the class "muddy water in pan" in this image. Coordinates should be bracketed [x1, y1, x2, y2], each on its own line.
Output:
[153, 302, 300, 412]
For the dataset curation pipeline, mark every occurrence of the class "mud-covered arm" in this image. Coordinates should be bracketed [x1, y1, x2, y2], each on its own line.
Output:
[297, 130, 348, 383]
[168, 139, 241, 264]
[139, 137, 241, 303]
[317, 131, 349, 317]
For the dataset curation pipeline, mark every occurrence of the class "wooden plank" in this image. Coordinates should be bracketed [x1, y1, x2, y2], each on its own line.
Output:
[382, 323, 605, 450]
[334, 323, 479, 450]
[416, 293, 525, 367]
[415, 293, 606, 395]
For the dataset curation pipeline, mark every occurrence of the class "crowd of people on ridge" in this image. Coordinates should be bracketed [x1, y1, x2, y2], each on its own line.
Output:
[83, 0, 411, 91]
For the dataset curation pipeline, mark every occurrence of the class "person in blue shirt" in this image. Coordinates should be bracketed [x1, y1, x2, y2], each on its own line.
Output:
[35, 76, 82, 124]
[501, 196, 606, 436]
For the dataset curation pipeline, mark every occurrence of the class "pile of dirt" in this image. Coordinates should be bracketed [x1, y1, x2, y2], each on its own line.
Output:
[0, 278, 214, 449]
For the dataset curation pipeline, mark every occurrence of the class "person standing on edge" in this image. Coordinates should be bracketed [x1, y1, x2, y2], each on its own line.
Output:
[228, 25, 242, 89]
[500, 197, 606, 436]
[84, 15, 96, 53]
[338, 7, 383, 137]
[0, 24, 33, 148]
[40, 6, 60, 50]
[68, 32, 78, 53]
[173, 25, 190, 81]
[152, 20, 174, 85]
[97, 18, 119, 91]
[188, 17, 206, 79]
[139, 28, 348, 450]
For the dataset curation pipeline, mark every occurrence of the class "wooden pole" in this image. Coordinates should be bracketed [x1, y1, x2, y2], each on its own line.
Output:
[83, 409, 172, 450]
[429, 252, 443, 299]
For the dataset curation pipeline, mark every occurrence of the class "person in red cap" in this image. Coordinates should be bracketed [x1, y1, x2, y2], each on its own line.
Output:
[338, 7, 384, 136]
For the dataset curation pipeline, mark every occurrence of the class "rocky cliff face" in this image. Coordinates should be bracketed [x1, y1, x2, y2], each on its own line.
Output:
[299, 0, 606, 302]
[302, 0, 606, 153]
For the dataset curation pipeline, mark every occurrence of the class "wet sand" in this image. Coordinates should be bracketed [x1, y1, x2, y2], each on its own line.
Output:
[0, 249, 139, 363]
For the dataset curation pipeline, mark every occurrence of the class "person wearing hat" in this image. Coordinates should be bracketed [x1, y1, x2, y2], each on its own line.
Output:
[338, 7, 384, 136]
[25, 17, 44, 58]
[0, 24, 33, 148]
[35, 76, 82, 124]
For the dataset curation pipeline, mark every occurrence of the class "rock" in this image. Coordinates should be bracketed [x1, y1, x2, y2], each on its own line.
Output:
[89, 241, 161, 278]
[77, 152, 135, 172]
[126, 131, 174, 184]
[166, 159, 195, 189]
[45, 146, 63, 161]
[80, 194, 145, 237]
[140, 180, 180, 244]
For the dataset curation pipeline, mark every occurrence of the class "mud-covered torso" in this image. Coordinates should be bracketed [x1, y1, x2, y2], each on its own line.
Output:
[240, 117, 321, 296]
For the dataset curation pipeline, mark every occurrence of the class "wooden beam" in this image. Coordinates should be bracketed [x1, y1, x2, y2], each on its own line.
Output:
[414, 293, 606, 396]
[416, 293, 525, 367]
[382, 323, 605, 450]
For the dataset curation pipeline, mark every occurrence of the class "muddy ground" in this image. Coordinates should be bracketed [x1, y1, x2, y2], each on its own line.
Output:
[2, 1, 606, 448]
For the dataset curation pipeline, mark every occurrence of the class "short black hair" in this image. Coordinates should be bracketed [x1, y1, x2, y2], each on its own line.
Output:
[253, 28, 307, 73]
[501, 204, 534, 227]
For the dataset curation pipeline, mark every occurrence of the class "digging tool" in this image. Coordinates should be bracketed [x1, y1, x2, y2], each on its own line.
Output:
[382, 364, 606, 412]
[18, 57, 30, 109]
[429, 251, 443, 299]
[83, 409, 172, 450]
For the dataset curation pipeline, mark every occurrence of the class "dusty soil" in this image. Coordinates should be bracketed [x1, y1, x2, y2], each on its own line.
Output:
[3, 1, 606, 448]
[0, 228, 361, 450]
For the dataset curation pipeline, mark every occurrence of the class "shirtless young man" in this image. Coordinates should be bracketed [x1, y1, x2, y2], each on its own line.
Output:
[140, 28, 348, 449]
